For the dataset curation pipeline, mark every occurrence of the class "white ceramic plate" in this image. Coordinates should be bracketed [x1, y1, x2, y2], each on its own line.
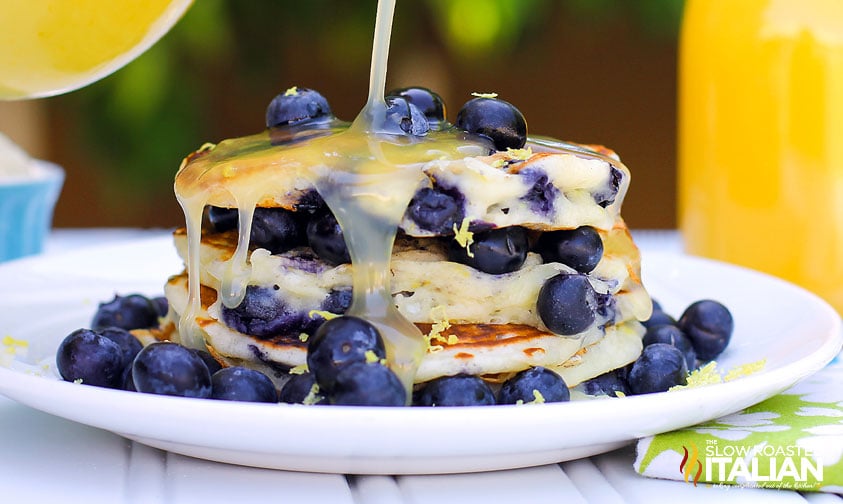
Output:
[0, 237, 839, 474]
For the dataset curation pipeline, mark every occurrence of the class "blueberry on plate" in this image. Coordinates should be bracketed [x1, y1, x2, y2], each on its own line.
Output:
[221, 285, 309, 338]
[210, 367, 277, 403]
[405, 186, 463, 235]
[97, 327, 143, 369]
[306, 316, 386, 393]
[414, 374, 496, 406]
[678, 300, 734, 361]
[306, 209, 350, 265]
[627, 343, 688, 395]
[91, 294, 159, 331]
[279, 372, 326, 405]
[498, 367, 570, 404]
[266, 86, 332, 128]
[580, 368, 630, 397]
[642, 324, 697, 371]
[455, 96, 527, 151]
[387, 87, 446, 127]
[448, 226, 528, 275]
[330, 362, 406, 406]
[384, 95, 429, 136]
[535, 226, 603, 273]
[56, 329, 125, 389]
[151, 296, 169, 318]
[192, 349, 223, 375]
[537, 273, 598, 335]
[132, 342, 212, 398]
[642, 309, 677, 329]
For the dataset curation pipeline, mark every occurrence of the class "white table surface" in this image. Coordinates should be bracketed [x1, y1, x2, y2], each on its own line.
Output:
[1, 228, 839, 504]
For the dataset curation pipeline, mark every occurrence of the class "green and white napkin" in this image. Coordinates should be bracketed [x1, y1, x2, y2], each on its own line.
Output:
[634, 352, 843, 493]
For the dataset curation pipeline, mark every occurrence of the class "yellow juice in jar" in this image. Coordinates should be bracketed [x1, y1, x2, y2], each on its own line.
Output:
[0, 0, 192, 99]
[679, 0, 843, 312]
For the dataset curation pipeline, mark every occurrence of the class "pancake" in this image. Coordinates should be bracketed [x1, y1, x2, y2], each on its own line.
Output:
[150, 143, 652, 391]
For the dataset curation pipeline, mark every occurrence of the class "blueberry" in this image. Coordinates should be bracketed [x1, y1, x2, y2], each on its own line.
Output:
[266, 86, 332, 128]
[580, 368, 630, 397]
[387, 87, 446, 127]
[151, 296, 169, 318]
[250, 207, 305, 254]
[642, 324, 697, 371]
[306, 209, 350, 265]
[593, 166, 623, 208]
[537, 273, 598, 335]
[56, 329, 125, 389]
[455, 96, 527, 151]
[207, 206, 238, 233]
[519, 168, 560, 216]
[321, 288, 352, 315]
[405, 186, 464, 235]
[642, 309, 677, 329]
[97, 327, 143, 369]
[448, 226, 528, 274]
[678, 300, 733, 361]
[535, 226, 603, 273]
[279, 372, 326, 404]
[384, 96, 429, 136]
[192, 349, 223, 375]
[498, 367, 570, 404]
[132, 342, 212, 398]
[627, 343, 688, 395]
[306, 316, 386, 393]
[331, 362, 406, 406]
[210, 366, 277, 403]
[91, 294, 159, 331]
[221, 286, 309, 338]
[414, 374, 496, 406]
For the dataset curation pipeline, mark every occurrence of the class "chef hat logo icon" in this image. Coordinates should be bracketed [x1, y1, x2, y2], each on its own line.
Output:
[680, 442, 703, 486]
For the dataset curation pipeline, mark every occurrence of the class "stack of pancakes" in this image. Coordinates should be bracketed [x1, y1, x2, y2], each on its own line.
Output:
[152, 139, 652, 390]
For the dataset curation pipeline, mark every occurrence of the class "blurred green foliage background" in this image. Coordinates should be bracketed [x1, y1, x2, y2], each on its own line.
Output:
[40, 0, 684, 228]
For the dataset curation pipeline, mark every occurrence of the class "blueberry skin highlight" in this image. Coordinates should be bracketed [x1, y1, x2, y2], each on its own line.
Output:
[132, 342, 212, 398]
[405, 186, 464, 235]
[278, 372, 325, 404]
[581, 368, 631, 397]
[535, 226, 604, 273]
[91, 294, 159, 331]
[97, 327, 143, 369]
[387, 86, 446, 126]
[306, 209, 350, 265]
[330, 362, 406, 406]
[211, 367, 277, 403]
[537, 273, 598, 335]
[414, 374, 496, 406]
[384, 96, 430, 136]
[265, 87, 332, 128]
[678, 300, 734, 361]
[628, 343, 688, 395]
[498, 367, 570, 404]
[447, 226, 529, 275]
[643, 324, 697, 371]
[56, 329, 125, 389]
[306, 316, 386, 393]
[455, 97, 527, 151]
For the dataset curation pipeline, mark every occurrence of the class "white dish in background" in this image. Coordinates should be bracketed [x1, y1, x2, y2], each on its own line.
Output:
[0, 236, 839, 475]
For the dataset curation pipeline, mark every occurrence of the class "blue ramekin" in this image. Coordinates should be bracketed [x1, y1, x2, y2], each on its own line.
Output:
[0, 160, 64, 261]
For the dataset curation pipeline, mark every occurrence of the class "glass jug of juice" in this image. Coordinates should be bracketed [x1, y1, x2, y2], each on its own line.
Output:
[679, 0, 843, 312]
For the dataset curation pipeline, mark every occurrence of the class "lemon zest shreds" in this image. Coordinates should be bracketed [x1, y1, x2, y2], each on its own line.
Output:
[289, 363, 308, 375]
[725, 359, 767, 381]
[308, 309, 340, 321]
[531, 390, 546, 404]
[670, 361, 721, 391]
[73, 378, 83, 385]
[471, 92, 498, 99]
[364, 350, 383, 364]
[302, 383, 322, 405]
[284, 86, 299, 96]
[614, 391, 626, 398]
[506, 147, 533, 161]
[426, 306, 452, 345]
[491, 158, 506, 168]
[298, 333, 309, 342]
[452, 217, 474, 258]
[428, 344, 445, 353]
[447, 334, 460, 345]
